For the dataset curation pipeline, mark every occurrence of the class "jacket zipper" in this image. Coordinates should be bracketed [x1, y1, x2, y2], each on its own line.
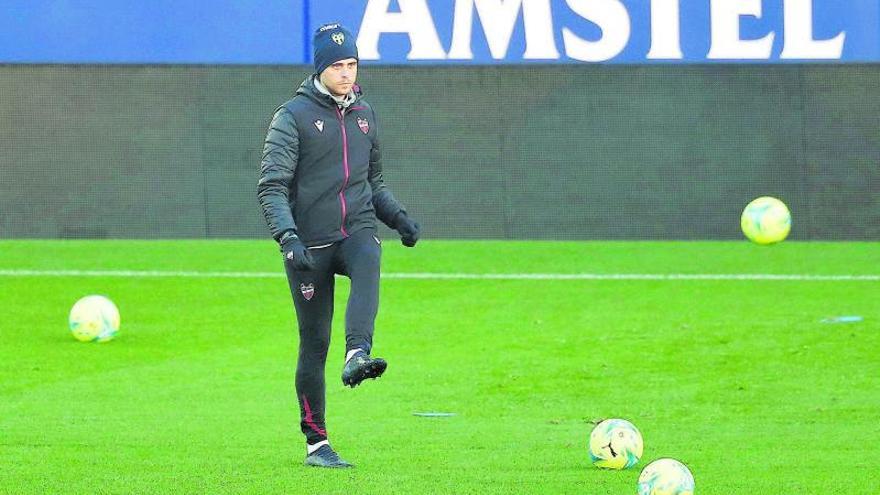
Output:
[335, 107, 350, 237]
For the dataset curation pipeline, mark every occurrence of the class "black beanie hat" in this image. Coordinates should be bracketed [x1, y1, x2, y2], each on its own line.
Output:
[313, 23, 358, 75]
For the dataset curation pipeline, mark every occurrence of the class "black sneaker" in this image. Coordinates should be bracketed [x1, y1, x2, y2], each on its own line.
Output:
[304, 444, 353, 468]
[341, 351, 387, 388]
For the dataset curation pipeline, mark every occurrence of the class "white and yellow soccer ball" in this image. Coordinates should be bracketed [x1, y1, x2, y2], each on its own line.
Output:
[741, 196, 791, 245]
[588, 418, 644, 469]
[638, 458, 695, 495]
[69, 295, 120, 343]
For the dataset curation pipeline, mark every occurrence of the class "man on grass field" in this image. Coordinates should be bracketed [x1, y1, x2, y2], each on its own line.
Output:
[257, 23, 421, 468]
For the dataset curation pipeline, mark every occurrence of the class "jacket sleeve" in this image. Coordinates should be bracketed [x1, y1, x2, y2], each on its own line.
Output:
[257, 106, 299, 241]
[368, 112, 407, 229]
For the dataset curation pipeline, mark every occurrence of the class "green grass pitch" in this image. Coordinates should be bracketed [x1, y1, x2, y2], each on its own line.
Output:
[0, 240, 877, 494]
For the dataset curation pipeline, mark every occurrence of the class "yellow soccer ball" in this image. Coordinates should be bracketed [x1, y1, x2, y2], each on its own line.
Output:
[588, 418, 644, 469]
[69, 295, 120, 343]
[741, 196, 791, 245]
[638, 458, 695, 495]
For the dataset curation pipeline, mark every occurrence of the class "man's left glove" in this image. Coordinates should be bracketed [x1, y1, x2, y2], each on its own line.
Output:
[280, 231, 315, 271]
[393, 213, 421, 247]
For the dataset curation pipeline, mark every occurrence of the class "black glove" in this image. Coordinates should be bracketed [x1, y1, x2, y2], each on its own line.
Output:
[394, 213, 421, 247]
[280, 232, 315, 271]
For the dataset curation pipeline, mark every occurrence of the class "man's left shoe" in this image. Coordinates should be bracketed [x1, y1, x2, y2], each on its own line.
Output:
[304, 444, 353, 468]
[342, 351, 387, 388]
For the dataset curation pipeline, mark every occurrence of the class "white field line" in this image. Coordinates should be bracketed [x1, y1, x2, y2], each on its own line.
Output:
[0, 269, 878, 281]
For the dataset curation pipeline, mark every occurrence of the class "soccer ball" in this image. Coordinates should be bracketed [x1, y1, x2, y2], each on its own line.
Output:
[638, 458, 695, 495]
[69, 295, 120, 343]
[588, 418, 644, 469]
[741, 196, 791, 245]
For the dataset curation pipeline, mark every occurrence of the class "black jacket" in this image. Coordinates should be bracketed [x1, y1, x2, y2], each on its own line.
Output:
[258, 76, 405, 246]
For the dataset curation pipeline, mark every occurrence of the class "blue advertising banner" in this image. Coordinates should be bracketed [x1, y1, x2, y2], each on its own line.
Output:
[311, 0, 880, 64]
[0, 0, 304, 64]
[0, 0, 877, 64]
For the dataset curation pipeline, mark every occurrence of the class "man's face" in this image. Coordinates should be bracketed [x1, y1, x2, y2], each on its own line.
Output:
[319, 58, 358, 97]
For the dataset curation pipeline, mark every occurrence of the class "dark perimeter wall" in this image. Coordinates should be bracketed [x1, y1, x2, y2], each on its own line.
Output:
[0, 65, 877, 240]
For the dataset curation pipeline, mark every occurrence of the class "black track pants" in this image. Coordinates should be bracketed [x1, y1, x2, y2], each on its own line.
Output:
[283, 227, 382, 444]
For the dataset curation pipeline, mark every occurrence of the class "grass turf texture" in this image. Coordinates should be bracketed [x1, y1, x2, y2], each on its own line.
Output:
[0, 240, 877, 494]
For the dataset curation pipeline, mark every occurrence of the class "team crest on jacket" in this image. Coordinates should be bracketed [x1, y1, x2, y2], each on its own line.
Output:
[331, 32, 345, 45]
[357, 117, 369, 134]
[314, 119, 324, 132]
[300, 283, 315, 301]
